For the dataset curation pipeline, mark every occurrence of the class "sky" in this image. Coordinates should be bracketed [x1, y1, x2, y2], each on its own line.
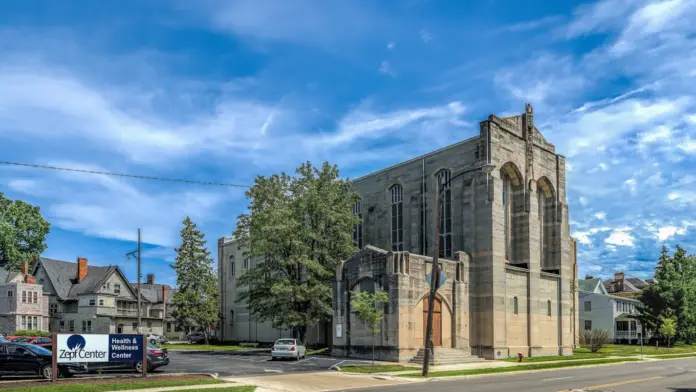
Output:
[1, 0, 695, 286]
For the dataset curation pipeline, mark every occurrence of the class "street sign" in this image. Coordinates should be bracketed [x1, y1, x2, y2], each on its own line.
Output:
[56, 334, 143, 363]
[425, 269, 446, 290]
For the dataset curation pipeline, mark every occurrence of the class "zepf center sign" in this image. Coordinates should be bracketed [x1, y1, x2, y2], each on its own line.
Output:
[57, 334, 143, 363]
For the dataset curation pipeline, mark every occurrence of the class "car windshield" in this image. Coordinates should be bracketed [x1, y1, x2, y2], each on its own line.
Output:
[276, 339, 295, 345]
[26, 344, 51, 356]
[11, 338, 30, 343]
[0, 337, 8, 343]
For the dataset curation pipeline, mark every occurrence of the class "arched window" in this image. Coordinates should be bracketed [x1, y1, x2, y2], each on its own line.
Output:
[503, 175, 511, 260]
[513, 296, 519, 315]
[390, 185, 403, 251]
[352, 200, 363, 248]
[537, 178, 556, 271]
[500, 163, 522, 263]
[547, 300, 552, 317]
[437, 170, 452, 258]
[243, 258, 250, 270]
[229, 255, 236, 278]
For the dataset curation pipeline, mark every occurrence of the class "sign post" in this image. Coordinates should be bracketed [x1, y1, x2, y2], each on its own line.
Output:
[51, 332, 58, 383]
[142, 334, 147, 378]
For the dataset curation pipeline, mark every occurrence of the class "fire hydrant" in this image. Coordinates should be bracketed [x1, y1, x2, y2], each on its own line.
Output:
[517, 352, 524, 362]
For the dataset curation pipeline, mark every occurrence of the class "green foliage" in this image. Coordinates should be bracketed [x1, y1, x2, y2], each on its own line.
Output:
[234, 161, 359, 342]
[171, 217, 219, 343]
[0, 192, 50, 271]
[351, 291, 389, 336]
[639, 245, 696, 344]
[12, 330, 52, 337]
[659, 314, 677, 348]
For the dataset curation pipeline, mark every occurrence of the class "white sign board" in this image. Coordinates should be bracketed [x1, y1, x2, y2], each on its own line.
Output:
[335, 324, 342, 338]
[57, 334, 110, 363]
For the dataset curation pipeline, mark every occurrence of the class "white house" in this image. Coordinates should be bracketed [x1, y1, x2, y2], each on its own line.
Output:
[578, 277, 650, 343]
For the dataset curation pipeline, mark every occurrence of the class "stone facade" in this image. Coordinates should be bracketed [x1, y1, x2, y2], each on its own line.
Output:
[0, 263, 50, 334]
[337, 105, 578, 360]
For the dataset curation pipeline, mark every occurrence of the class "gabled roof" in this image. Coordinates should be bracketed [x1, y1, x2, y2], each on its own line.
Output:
[0, 267, 22, 284]
[604, 278, 641, 292]
[33, 257, 143, 301]
[579, 278, 602, 293]
[132, 283, 177, 304]
[626, 278, 649, 289]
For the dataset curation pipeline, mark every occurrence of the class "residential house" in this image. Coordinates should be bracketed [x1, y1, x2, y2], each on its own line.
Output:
[131, 274, 181, 340]
[579, 276, 650, 343]
[32, 257, 166, 335]
[603, 272, 656, 298]
[0, 261, 49, 334]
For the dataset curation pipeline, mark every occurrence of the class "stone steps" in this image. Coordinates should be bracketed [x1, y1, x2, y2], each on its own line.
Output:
[409, 348, 485, 365]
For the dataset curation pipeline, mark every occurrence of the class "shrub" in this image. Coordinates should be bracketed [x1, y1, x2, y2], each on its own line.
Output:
[580, 329, 611, 353]
[12, 330, 52, 337]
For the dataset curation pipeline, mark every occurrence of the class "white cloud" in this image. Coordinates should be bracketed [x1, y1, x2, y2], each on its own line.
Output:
[579, 196, 588, 206]
[564, 0, 639, 38]
[605, 230, 635, 247]
[494, 15, 564, 34]
[623, 178, 637, 195]
[677, 138, 696, 153]
[387, 41, 395, 50]
[639, 125, 673, 146]
[594, 211, 607, 220]
[656, 225, 687, 241]
[379, 60, 394, 76]
[573, 232, 592, 245]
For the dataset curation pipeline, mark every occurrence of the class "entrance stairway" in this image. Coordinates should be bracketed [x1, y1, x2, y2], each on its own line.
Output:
[409, 347, 485, 365]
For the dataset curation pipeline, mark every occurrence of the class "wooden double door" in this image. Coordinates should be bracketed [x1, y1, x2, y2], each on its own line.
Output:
[423, 297, 442, 346]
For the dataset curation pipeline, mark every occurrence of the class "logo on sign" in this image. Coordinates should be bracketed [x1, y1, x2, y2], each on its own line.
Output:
[58, 334, 107, 361]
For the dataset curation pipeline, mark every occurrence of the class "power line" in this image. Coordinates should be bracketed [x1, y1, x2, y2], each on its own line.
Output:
[0, 160, 250, 188]
[577, 257, 649, 281]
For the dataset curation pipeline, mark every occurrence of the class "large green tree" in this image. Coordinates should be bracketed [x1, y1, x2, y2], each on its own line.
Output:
[171, 217, 219, 344]
[234, 161, 359, 342]
[639, 245, 696, 344]
[0, 192, 50, 271]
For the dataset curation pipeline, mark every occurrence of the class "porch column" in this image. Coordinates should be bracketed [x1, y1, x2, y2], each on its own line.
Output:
[627, 320, 632, 342]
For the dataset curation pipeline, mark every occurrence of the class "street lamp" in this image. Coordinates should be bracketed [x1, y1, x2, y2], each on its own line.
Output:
[421, 163, 496, 376]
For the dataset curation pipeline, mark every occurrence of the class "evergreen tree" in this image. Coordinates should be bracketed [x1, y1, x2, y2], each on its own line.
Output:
[234, 161, 359, 343]
[171, 217, 219, 344]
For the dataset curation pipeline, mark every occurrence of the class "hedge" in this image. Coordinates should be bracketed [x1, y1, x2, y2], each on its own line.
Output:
[12, 330, 52, 337]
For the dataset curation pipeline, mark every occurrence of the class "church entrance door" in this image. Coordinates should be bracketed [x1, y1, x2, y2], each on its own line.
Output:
[423, 297, 442, 346]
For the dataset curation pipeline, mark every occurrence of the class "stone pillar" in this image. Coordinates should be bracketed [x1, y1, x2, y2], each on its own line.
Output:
[453, 252, 471, 351]
[526, 181, 542, 356]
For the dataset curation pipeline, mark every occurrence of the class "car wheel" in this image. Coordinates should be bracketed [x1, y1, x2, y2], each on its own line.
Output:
[134, 361, 143, 373]
[40, 365, 52, 380]
[150, 339, 156, 345]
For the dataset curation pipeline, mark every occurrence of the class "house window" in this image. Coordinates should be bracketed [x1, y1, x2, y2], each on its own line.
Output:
[114, 284, 121, 294]
[89, 299, 96, 306]
[82, 320, 92, 333]
[21, 316, 27, 329]
[390, 185, 404, 251]
[584, 301, 592, 312]
[547, 300, 552, 317]
[437, 170, 452, 258]
[33, 292, 38, 304]
[243, 258, 250, 270]
[49, 303, 57, 316]
[59, 321, 65, 332]
[22, 291, 27, 303]
[132, 322, 138, 331]
[69, 320, 75, 332]
[229, 255, 236, 278]
[513, 296, 519, 315]
[167, 322, 172, 333]
[585, 320, 592, 330]
[8, 290, 13, 297]
[117, 324, 123, 334]
[99, 299, 104, 306]
[352, 200, 363, 249]
[147, 321, 152, 331]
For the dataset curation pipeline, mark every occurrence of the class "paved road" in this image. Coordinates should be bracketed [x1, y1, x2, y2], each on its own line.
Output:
[346, 358, 696, 392]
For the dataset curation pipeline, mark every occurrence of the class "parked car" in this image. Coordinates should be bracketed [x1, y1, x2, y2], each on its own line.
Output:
[86, 344, 169, 373]
[185, 332, 205, 344]
[0, 343, 86, 379]
[0, 337, 7, 344]
[147, 333, 168, 345]
[9, 337, 52, 350]
[271, 339, 306, 361]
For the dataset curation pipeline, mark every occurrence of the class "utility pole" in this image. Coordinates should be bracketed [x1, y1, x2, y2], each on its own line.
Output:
[127, 229, 142, 334]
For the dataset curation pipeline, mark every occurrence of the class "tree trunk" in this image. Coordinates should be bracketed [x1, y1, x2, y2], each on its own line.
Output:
[298, 325, 307, 344]
[372, 334, 375, 366]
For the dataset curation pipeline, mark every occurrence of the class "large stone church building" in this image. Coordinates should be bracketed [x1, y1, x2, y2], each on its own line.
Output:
[218, 105, 578, 362]
[332, 105, 579, 361]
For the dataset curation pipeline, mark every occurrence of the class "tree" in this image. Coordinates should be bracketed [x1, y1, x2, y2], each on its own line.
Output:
[351, 290, 389, 365]
[171, 217, 219, 344]
[659, 315, 677, 350]
[579, 329, 611, 353]
[0, 193, 50, 271]
[234, 161, 359, 343]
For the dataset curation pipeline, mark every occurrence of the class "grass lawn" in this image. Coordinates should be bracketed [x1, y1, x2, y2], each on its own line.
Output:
[162, 344, 256, 351]
[340, 364, 419, 374]
[170, 388, 255, 392]
[402, 358, 642, 378]
[574, 344, 696, 356]
[503, 352, 612, 362]
[0, 377, 224, 392]
[306, 347, 328, 355]
[648, 353, 696, 359]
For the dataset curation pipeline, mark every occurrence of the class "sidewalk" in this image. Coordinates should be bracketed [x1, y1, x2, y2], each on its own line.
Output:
[110, 383, 249, 392]
[220, 372, 423, 392]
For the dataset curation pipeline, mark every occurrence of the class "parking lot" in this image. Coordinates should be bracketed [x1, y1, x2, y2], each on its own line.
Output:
[163, 350, 369, 377]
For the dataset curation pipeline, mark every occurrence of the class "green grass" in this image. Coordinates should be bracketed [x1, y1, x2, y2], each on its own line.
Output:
[340, 364, 419, 374]
[648, 353, 696, 359]
[502, 352, 612, 362]
[162, 344, 254, 351]
[402, 358, 643, 378]
[574, 344, 696, 356]
[306, 347, 328, 355]
[0, 378, 224, 392]
[169, 388, 255, 392]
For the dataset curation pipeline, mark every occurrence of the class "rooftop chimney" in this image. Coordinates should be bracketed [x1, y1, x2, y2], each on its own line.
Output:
[585, 274, 594, 280]
[615, 272, 624, 291]
[147, 274, 155, 285]
[22, 260, 29, 276]
[77, 257, 88, 282]
[162, 286, 168, 318]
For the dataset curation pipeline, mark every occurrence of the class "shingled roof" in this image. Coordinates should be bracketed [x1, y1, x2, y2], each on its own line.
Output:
[0, 267, 22, 284]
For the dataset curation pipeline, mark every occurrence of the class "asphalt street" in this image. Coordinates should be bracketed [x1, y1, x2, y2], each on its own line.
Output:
[346, 357, 696, 392]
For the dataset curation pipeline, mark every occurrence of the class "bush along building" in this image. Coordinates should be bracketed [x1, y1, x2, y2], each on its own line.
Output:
[32, 257, 177, 336]
[0, 261, 50, 334]
[332, 104, 578, 362]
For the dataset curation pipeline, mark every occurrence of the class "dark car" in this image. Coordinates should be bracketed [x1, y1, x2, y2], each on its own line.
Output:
[0, 343, 86, 379]
[185, 332, 205, 344]
[10, 337, 53, 351]
[87, 344, 169, 373]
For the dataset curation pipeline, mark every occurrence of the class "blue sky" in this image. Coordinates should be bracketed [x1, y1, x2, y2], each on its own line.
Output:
[1, 0, 695, 286]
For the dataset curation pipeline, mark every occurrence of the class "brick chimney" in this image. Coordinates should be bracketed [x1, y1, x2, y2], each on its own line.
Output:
[585, 274, 594, 280]
[22, 260, 28, 276]
[162, 286, 168, 319]
[77, 257, 88, 282]
[615, 272, 624, 291]
[147, 274, 155, 285]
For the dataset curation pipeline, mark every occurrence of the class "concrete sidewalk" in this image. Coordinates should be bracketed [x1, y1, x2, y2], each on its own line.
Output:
[109, 383, 248, 392]
[221, 372, 423, 392]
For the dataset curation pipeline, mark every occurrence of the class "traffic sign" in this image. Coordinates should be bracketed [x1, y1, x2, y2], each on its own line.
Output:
[425, 269, 446, 290]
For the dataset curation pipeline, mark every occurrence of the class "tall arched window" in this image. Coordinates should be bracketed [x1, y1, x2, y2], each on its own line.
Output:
[437, 170, 452, 258]
[352, 200, 363, 248]
[500, 163, 522, 264]
[503, 175, 511, 260]
[229, 255, 236, 278]
[547, 300, 552, 317]
[390, 185, 403, 251]
[513, 296, 519, 315]
[537, 178, 556, 271]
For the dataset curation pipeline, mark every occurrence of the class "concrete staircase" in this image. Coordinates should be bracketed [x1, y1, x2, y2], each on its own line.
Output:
[409, 347, 485, 365]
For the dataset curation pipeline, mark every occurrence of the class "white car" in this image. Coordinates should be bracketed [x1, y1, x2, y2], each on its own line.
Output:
[147, 333, 168, 345]
[271, 339, 306, 360]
